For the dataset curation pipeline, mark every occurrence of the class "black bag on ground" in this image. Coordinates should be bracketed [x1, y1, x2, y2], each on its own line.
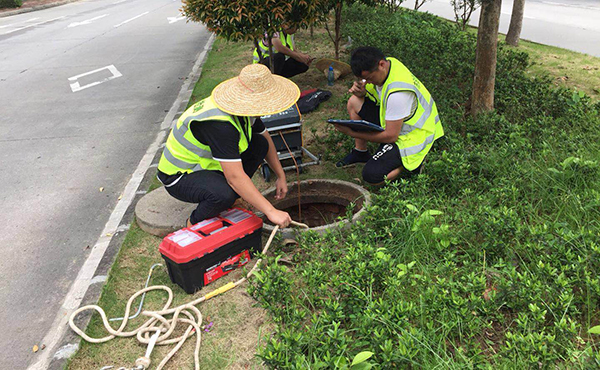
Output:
[297, 89, 332, 114]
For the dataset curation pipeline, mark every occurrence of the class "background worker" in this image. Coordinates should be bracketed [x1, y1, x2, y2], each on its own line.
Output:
[156, 64, 300, 228]
[253, 23, 313, 78]
[333, 46, 445, 184]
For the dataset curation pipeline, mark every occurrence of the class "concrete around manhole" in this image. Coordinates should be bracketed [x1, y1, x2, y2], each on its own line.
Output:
[259, 179, 371, 239]
[135, 187, 196, 237]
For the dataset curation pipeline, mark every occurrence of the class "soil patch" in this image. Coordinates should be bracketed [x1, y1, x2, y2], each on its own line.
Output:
[281, 201, 350, 228]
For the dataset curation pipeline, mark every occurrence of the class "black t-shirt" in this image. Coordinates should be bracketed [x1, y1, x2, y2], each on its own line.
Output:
[158, 117, 266, 185]
[191, 117, 266, 161]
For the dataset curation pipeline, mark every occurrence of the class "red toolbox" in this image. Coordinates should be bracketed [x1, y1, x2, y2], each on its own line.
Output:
[159, 208, 263, 294]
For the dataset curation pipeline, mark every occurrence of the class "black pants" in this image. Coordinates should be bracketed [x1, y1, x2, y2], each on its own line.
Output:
[164, 134, 268, 224]
[362, 143, 423, 184]
[261, 53, 309, 78]
[358, 99, 422, 184]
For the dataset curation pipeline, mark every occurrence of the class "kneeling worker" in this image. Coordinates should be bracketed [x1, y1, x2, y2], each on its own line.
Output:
[253, 23, 313, 78]
[334, 46, 444, 183]
[157, 64, 299, 228]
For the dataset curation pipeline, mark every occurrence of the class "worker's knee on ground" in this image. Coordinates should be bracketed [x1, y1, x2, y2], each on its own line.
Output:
[362, 164, 385, 185]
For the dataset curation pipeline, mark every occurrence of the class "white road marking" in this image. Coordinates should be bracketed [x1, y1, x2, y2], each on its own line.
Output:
[27, 34, 215, 370]
[113, 0, 126, 3]
[0, 17, 40, 29]
[114, 11, 149, 28]
[67, 14, 108, 28]
[68, 65, 122, 92]
[167, 16, 186, 24]
[2, 16, 65, 35]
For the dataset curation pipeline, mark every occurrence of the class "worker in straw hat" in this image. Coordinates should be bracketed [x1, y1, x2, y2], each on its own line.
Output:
[156, 64, 300, 228]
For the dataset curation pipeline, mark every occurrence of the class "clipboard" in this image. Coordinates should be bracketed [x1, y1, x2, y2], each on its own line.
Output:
[327, 119, 384, 132]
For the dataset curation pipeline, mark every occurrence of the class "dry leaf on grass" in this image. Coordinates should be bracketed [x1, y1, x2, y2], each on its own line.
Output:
[282, 238, 298, 247]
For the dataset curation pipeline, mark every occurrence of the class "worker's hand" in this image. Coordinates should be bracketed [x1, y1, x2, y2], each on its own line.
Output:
[305, 55, 315, 66]
[266, 209, 292, 228]
[333, 123, 354, 137]
[348, 79, 366, 98]
[295, 52, 312, 66]
[274, 177, 288, 200]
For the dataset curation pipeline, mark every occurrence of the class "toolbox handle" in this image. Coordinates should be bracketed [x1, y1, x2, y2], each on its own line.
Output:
[197, 221, 223, 235]
[197, 220, 231, 236]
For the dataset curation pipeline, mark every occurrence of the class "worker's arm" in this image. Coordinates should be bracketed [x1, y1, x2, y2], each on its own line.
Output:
[333, 118, 404, 144]
[220, 161, 291, 228]
[261, 131, 288, 200]
[272, 36, 313, 66]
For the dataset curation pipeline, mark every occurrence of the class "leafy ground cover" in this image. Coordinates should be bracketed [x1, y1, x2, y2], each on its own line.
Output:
[68, 5, 600, 369]
[250, 5, 600, 368]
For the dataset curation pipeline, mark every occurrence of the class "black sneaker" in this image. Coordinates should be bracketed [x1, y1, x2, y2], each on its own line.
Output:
[336, 149, 371, 168]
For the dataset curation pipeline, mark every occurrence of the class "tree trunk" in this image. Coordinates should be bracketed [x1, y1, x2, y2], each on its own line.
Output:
[471, 0, 502, 117]
[506, 0, 525, 46]
[267, 33, 275, 73]
[334, 1, 342, 60]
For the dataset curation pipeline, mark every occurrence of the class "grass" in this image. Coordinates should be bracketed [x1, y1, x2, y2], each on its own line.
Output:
[67, 13, 600, 369]
[517, 40, 600, 100]
[466, 28, 600, 101]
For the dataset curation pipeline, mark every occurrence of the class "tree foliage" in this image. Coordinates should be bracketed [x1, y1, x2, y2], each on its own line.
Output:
[183, 0, 328, 41]
[183, 0, 329, 69]
[451, 0, 480, 31]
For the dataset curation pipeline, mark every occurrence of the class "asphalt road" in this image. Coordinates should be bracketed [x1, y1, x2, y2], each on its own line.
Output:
[404, 0, 600, 57]
[0, 0, 211, 367]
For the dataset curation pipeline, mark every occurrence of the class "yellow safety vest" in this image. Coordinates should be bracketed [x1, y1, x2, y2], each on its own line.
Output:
[365, 57, 444, 171]
[252, 31, 294, 64]
[157, 97, 252, 175]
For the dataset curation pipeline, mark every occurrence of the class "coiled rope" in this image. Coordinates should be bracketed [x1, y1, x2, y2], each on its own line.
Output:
[69, 220, 308, 369]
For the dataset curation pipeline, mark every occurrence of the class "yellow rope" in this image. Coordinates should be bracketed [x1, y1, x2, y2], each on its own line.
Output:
[69, 220, 308, 370]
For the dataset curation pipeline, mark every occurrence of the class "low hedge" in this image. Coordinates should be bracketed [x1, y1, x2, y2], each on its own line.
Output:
[251, 4, 600, 369]
[0, 0, 23, 8]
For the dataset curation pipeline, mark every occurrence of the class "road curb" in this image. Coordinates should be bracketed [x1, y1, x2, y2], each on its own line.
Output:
[0, 0, 80, 18]
[28, 32, 216, 370]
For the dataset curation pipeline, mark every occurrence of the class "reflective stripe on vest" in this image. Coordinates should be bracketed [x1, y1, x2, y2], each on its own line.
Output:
[157, 98, 251, 175]
[252, 31, 294, 64]
[365, 58, 444, 171]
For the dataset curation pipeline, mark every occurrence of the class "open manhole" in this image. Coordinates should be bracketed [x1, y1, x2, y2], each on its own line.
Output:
[258, 179, 371, 238]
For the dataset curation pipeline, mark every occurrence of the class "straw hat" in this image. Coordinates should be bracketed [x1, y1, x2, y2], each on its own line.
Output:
[315, 58, 353, 80]
[211, 64, 300, 116]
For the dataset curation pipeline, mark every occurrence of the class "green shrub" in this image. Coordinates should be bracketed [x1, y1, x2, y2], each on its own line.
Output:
[251, 4, 600, 368]
[0, 0, 23, 8]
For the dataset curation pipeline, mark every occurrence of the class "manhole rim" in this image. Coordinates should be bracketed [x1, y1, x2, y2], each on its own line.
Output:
[258, 178, 371, 235]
